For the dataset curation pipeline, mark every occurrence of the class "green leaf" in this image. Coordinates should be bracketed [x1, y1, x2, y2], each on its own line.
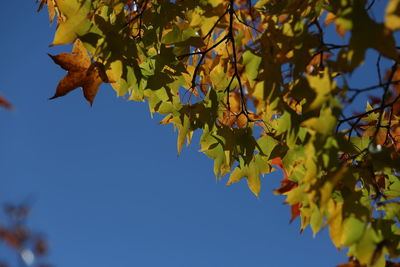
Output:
[348, 226, 384, 266]
[305, 69, 334, 111]
[227, 155, 271, 197]
[200, 129, 230, 179]
[341, 216, 366, 247]
[242, 51, 262, 87]
[301, 107, 337, 135]
[173, 113, 192, 155]
[38, 1, 400, 263]
[310, 205, 323, 236]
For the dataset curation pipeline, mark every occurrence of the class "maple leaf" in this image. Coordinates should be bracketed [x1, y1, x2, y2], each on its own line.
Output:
[48, 39, 110, 105]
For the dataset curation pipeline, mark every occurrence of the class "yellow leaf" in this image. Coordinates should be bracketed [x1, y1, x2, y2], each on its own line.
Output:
[310, 205, 323, 236]
[328, 201, 343, 248]
[301, 108, 337, 135]
[109, 60, 124, 95]
[319, 167, 349, 210]
[285, 186, 304, 204]
[52, 0, 93, 45]
[176, 114, 192, 155]
[385, 0, 400, 31]
[306, 69, 334, 111]
[227, 156, 270, 197]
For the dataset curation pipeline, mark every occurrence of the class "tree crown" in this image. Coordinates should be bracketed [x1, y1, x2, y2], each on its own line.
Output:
[36, 0, 400, 266]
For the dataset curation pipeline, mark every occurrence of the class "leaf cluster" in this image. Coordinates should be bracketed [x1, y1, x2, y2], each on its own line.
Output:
[36, 0, 400, 265]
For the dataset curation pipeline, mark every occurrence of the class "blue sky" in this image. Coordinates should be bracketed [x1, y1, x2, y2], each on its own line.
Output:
[1, 1, 391, 267]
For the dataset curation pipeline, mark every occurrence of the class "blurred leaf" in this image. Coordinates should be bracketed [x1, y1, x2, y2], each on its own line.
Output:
[0, 96, 12, 110]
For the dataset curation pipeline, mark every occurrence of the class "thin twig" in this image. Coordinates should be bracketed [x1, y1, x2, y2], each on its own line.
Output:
[347, 80, 400, 103]
[337, 93, 400, 132]
[372, 63, 398, 142]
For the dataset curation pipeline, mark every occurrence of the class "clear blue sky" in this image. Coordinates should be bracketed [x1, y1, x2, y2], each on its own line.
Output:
[0, 1, 389, 267]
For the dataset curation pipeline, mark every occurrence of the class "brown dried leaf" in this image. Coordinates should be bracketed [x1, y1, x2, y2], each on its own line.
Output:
[48, 40, 91, 71]
[49, 39, 110, 105]
[36, 0, 47, 12]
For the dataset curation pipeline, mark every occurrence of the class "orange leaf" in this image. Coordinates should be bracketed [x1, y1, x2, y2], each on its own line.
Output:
[325, 12, 336, 26]
[236, 113, 248, 128]
[271, 157, 289, 181]
[324, 12, 345, 38]
[306, 53, 331, 74]
[335, 24, 346, 38]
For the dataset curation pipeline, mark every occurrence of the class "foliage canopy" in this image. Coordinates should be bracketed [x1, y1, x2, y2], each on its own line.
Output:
[35, 0, 400, 265]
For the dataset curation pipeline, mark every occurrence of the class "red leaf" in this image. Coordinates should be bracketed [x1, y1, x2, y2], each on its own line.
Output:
[0, 96, 12, 110]
[271, 157, 289, 179]
[275, 179, 297, 194]
[35, 239, 48, 255]
[290, 203, 300, 223]
[0, 228, 22, 250]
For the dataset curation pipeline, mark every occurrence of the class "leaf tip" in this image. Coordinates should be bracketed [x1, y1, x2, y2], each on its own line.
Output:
[47, 53, 56, 62]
